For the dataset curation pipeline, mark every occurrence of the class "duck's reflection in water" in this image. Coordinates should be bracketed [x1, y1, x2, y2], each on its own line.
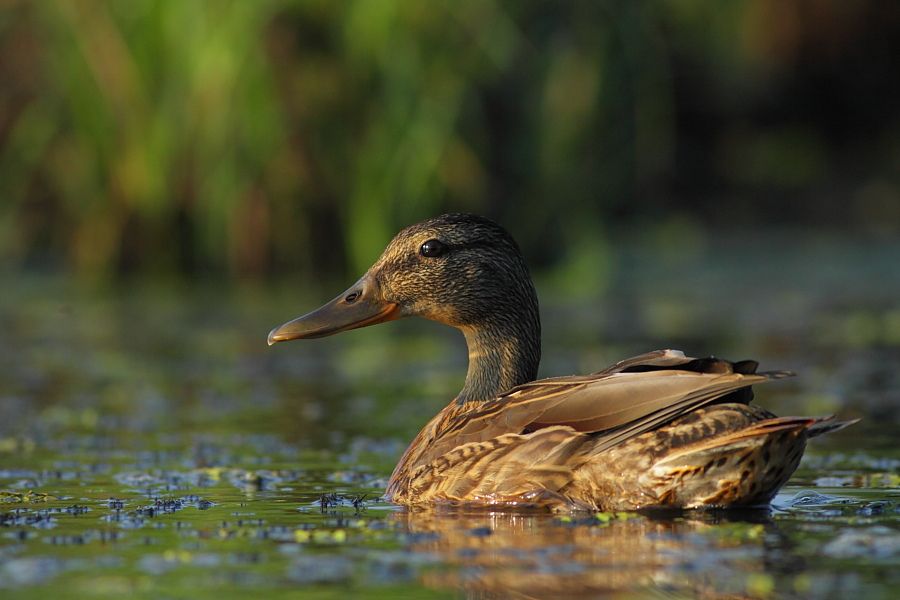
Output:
[388, 506, 781, 598]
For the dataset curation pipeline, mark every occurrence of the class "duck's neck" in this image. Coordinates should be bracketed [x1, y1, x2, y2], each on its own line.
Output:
[457, 310, 541, 404]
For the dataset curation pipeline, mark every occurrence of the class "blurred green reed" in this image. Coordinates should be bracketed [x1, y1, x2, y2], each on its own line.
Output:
[0, 0, 896, 281]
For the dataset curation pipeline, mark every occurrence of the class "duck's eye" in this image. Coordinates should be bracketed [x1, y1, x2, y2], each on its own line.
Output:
[420, 239, 448, 258]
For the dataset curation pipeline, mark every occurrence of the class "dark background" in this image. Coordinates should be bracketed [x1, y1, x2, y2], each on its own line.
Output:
[1, 0, 897, 283]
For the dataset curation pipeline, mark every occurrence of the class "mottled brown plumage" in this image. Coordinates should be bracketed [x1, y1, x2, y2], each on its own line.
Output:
[269, 214, 856, 510]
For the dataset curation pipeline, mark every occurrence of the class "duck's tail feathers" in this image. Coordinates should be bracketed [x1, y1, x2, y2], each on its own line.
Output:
[646, 414, 854, 508]
[688, 414, 858, 445]
[806, 415, 861, 438]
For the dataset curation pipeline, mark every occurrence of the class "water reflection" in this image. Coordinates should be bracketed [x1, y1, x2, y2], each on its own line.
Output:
[389, 507, 781, 598]
[2, 262, 897, 598]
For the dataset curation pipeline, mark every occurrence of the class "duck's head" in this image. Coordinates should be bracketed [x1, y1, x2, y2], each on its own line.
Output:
[269, 213, 541, 402]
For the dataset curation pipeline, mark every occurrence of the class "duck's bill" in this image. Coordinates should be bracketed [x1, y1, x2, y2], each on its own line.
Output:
[267, 276, 400, 345]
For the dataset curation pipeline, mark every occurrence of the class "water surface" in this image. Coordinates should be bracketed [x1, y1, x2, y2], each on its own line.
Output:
[1, 234, 898, 598]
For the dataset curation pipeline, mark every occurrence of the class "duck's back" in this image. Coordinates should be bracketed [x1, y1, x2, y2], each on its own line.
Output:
[385, 350, 854, 510]
[567, 403, 820, 510]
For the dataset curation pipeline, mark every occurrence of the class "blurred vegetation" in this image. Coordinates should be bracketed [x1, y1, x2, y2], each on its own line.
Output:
[0, 0, 897, 281]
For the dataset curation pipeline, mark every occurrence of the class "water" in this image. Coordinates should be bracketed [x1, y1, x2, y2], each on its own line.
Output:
[1, 234, 898, 598]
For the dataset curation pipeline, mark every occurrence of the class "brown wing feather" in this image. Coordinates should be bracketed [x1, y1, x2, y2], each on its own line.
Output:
[527, 371, 768, 429]
[652, 415, 821, 464]
[589, 348, 695, 375]
[399, 426, 588, 507]
[391, 350, 792, 480]
[585, 370, 794, 453]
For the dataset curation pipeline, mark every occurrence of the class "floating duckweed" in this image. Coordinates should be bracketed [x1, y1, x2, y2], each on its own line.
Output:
[0, 267, 894, 597]
[197, 467, 225, 482]
[0, 437, 36, 453]
[703, 523, 766, 542]
[747, 525, 765, 540]
[299, 529, 349, 543]
[746, 573, 775, 598]
[79, 408, 99, 429]
[793, 574, 812, 594]
[312, 530, 331, 542]
[0, 491, 53, 504]
[884, 309, 900, 345]
[304, 529, 347, 544]
[871, 473, 900, 488]
[162, 549, 193, 564]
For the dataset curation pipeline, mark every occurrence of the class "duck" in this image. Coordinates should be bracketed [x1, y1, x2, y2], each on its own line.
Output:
[268, 213, 855, 511]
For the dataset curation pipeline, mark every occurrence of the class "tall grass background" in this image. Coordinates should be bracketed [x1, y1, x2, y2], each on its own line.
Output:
[1, 0, 896, 284]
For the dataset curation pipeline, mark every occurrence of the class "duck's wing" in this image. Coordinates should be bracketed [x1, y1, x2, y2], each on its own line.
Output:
[418, 350, 792, 467]
[396, 425, 592, 508]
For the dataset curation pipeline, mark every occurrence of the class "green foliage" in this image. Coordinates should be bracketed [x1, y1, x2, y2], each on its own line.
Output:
[0, 0, 896, 280]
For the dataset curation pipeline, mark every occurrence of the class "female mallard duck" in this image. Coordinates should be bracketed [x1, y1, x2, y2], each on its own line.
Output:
[268, 214, 854, 510]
